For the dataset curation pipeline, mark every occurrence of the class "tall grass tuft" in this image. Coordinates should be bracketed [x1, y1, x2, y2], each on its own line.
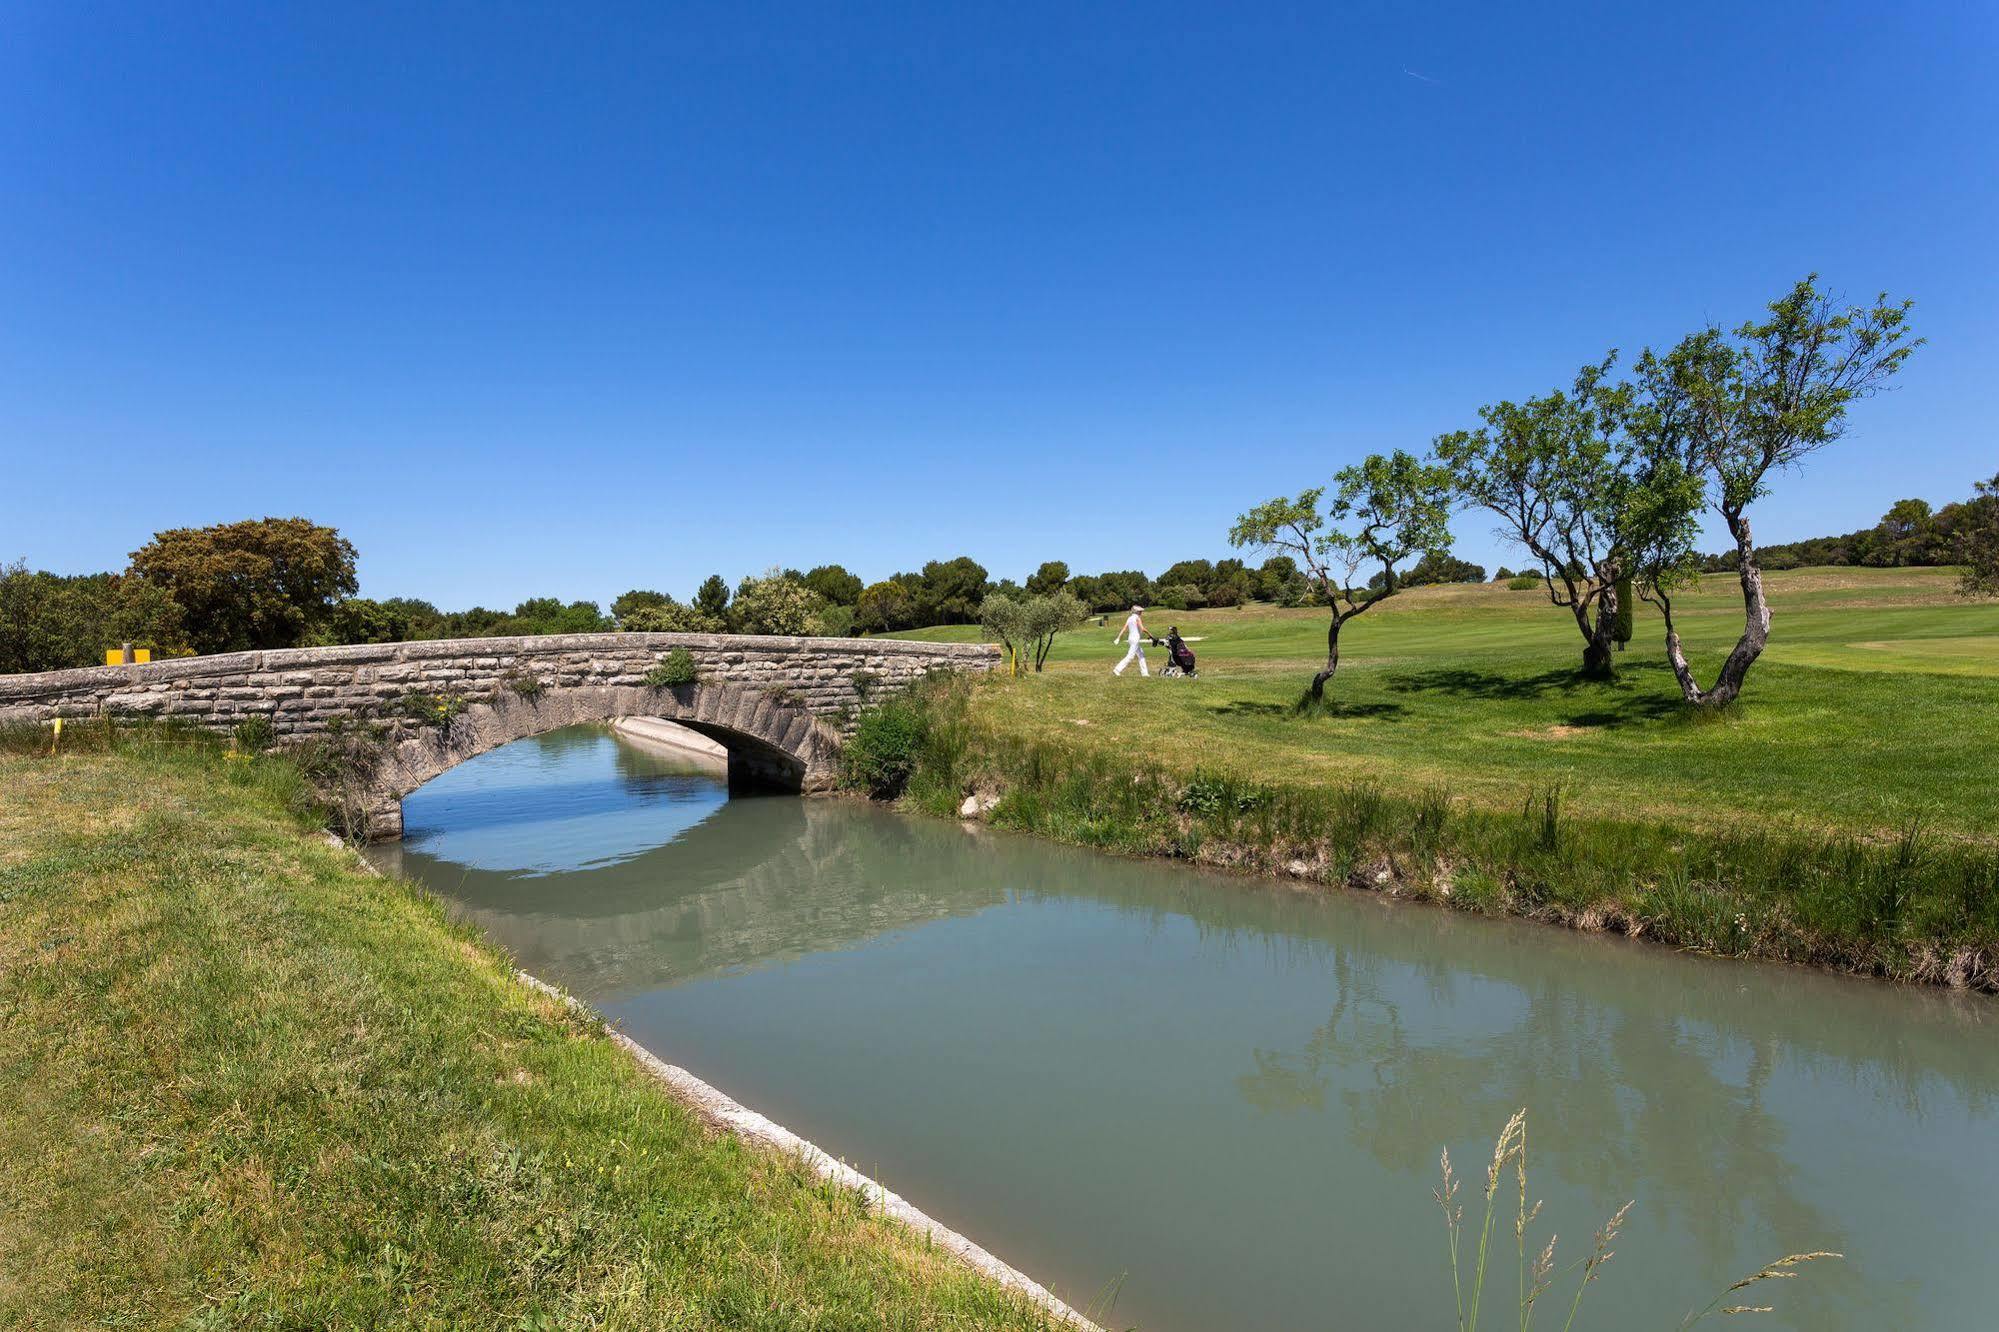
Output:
[1437, 1111, 1835, 1330]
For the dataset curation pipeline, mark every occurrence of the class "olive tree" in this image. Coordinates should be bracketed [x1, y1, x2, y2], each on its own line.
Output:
[1434, 360, 1633, 678]
[1230, 450, 1454, 700]
[1024, 590, 1088, 670]
[979, 593, 1031, 675]
[1629, 277, 1919, 707]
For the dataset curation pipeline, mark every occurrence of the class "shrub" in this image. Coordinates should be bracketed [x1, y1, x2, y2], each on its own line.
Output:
[1507, 574, 1541, 591]
[505, 672, 545, 699]
[811, 603, 856, 638]
[620, 602, 723, 633]
[231, 716, 275, 751]
[644, 648, 698, 687]
[729, 569, 825, 636]
[390, 690, 466, 729]
[841, 699, 926, 798]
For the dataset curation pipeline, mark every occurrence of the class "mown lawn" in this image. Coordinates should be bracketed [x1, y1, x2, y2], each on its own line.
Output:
[0, 733, 1066, 1331]
[892, 567, 1999, 841]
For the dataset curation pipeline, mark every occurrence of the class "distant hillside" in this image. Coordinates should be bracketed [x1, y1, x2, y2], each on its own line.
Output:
[1701, 475, 1992, 572]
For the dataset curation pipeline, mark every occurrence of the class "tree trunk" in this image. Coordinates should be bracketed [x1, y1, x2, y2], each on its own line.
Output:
[1581, 583, 1618, 679]
[1309, 615, 1343, 699]
[1663, 511, 1770, 707]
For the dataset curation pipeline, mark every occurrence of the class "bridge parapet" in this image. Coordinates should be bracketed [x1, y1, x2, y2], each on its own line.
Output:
[0, 632, 995, 737]
[0, 633, 999, 838]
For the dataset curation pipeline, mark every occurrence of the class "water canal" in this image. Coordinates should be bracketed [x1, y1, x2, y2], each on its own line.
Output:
[370, 725, 1998, 1330]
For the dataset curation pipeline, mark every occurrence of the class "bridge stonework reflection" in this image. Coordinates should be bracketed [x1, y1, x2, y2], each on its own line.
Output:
[0, 632, 997, 838]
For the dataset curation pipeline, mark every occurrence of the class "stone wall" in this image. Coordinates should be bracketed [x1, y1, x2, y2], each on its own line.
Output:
[0, 633, 998, 837]
[0, 632, 995, 736]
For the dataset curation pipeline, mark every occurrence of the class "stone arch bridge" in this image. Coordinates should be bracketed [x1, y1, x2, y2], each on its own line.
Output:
[0, 632, 997, 839]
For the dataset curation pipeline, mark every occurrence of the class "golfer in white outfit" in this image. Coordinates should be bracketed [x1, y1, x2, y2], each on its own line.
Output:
[1113, 604, 1150, 677]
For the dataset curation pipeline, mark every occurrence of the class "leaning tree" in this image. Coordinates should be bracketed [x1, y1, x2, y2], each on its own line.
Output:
[1434, 358, 1635, 678]
[1628, 276, 1919, 707]
[1230, 450, 1454, 700]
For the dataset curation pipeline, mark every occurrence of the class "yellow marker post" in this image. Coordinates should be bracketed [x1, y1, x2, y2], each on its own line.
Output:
[49, 717, 62, 757]
[133, 648, 151, 664]
[104, 649, 121, 667]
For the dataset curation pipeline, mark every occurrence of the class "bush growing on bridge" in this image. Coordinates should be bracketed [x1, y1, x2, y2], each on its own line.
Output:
[645, 649, 698, 687]
[389, 689, 466, 729]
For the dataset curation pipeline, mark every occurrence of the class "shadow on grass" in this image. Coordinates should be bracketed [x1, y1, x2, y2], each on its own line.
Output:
[1209, 696, 1408, 722]
[1383, 666, 1582, 700]
[1382, 661, 1694, 730]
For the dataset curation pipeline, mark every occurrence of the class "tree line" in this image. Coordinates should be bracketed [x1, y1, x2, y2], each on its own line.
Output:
[1, 524, 1336, 672]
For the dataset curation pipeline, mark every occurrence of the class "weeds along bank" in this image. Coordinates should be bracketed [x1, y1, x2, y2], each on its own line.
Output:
[0, 723, 1068, 1330]
[844, 679, 1999, 992]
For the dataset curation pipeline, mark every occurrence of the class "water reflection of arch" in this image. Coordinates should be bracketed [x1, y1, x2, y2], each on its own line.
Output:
[396, 796, 1021, 1000]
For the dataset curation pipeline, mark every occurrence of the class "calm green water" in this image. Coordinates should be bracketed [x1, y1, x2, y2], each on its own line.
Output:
[372, 727, 1999, 1331]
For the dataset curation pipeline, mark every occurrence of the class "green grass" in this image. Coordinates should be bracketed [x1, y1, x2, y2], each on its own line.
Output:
[888, 567, 1999, 840]
[0, 728, 1066, 1330]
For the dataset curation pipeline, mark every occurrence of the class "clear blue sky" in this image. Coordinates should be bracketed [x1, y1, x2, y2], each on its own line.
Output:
[4, 2, 1993, 607]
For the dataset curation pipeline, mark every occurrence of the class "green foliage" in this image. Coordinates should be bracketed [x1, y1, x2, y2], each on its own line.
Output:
[854, 579, 917, 633]
[312, 596, 414, 646]
[1957, 471, 1999, 597]
[128, 517, 359, 654]
[619, 602, 723, 633]
[840, 698, 928, 798]
[0, 561, 186, 672]
[1177, 774, 1266, 817]
[909, 556, 990, 625]
[1252, 556, 1300, 601]
[693, 574, 732, 618]
[1231, 450, 1455, 695]
[1024, 560, 1070, 597]
[801, 564, 863, 607]
[980, 594, 1029, 672]
[811, 602, 857, 638]
[231, 716, 275, 751]
[1506, 574, 1541, 590]
[1612, 573, 1635, 646]
[644, 648, 698, 687]
[504, 597, 614, 636]
[611, 588, 673, 623]
[729, 569, 825, 636]
[1433, 358, 1642, 668]
[981, 590, 1089, 673]
[505, 672, 545, 699]
[1630, 276, 1920, 703]
[390, 689, 467, 729]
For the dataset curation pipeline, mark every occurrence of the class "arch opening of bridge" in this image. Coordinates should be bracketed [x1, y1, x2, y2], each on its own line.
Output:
[0, 632, 1000, 840]
[356, 679, 841, 840]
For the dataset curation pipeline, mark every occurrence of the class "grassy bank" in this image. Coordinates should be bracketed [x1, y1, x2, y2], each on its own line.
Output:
[0, 727, 1066, 1330]
[877, 568, 1999, 988]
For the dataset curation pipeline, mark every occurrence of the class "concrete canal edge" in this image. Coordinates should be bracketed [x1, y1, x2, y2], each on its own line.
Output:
[330, 834, 1103, 1330]
[513, 972, 1105, 1332]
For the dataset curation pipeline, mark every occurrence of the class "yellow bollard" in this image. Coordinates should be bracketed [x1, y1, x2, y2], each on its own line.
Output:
[49, 717, 62, 757]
